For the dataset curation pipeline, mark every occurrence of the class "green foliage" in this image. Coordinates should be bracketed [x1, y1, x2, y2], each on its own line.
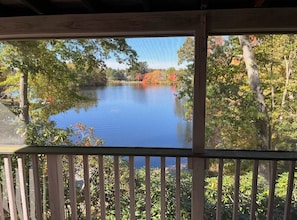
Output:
[23, 119, 103, 146]
[105, 68, 127, 80]
[176, 35, 297, 151]
[25, 119, 71, 145]
[0, 39, 138, 119]
[205, 171, 297, 219]
[62, 158, 297, 220]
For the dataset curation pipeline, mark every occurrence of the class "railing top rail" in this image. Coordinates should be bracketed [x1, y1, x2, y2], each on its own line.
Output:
[0, 145, 193, 157]
[199, 149, 297, 161]
[0, 145, 297, 160]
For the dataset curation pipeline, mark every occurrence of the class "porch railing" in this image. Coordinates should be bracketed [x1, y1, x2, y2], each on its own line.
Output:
[0, 146, 296, 219]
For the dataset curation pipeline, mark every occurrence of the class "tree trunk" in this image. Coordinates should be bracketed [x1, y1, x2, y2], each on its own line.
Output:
[238, 35, 269, 150]
[19, 72, 29, 123]
[239, 35, 272, 182]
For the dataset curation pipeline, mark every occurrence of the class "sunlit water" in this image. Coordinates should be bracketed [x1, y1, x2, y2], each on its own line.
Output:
[51, 84, 192, 167]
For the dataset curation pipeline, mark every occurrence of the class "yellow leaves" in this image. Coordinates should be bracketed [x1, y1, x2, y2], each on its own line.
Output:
[239, 85, 251, 92]
[237, 91, 244, 97]
[233, 73, 245, 83]
[230, 56, 241, 66]
[217, 75, 226, 83]
[263, 89, 271, 96]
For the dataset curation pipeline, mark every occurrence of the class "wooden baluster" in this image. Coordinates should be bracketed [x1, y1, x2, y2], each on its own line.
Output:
[15, 164, 23, 218]
[216, 159, 223, 220]
[232, 159, 241, 220]
[17, 155, 29, 220]
[0, 174, 4, 220]
[83, 155, 91, 220]
[161, 157, 166, 220]
[129, 156, 135, 220]
[283, 160, 296, 220]
[98, 155, 106, 220]
[0, 169, 4, 220]
[31, 154, 42, 220]
[114, 156, 121, 219]
[267, 160, 277, 220]
[68, 155, 77, 220]
[145, 156, 151, 220]
[250, 160, 259, 220]
[176, 157, 181, 220]
[4, 155, 17, 220]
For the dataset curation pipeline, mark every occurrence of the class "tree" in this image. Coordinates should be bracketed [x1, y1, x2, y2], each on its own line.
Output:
[176, 34, 297, 153]
[135, 73, 145, 81]
[0, 39, 137, 122]
[253, 34, 297, 151]
[137, 61, 149, 74]
[142, 70, 167, 85]
[238, 35, 269, 150]
[124, 61, 150, 81]
[176, 36, 259, 149]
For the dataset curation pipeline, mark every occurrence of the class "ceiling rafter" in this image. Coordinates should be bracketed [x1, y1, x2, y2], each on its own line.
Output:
[80, 0, 98, 12]
[19, 0, 44, 14]
[19, 0, 53, 15]
[141, 0, 151, 11]
[0, 0, 296, 18]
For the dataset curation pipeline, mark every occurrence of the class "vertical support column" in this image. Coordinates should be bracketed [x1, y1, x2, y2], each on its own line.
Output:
[192, 12, 207, 220]
[47, 155, 65, 220]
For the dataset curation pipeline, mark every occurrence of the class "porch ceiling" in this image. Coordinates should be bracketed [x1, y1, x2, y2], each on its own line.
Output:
[0, 0, 296, 17]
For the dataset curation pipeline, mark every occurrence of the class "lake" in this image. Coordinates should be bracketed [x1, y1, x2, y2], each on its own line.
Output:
[51, 84, 192, 167]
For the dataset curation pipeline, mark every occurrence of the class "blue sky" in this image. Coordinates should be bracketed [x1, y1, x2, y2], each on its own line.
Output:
[105, 36, 188, 70]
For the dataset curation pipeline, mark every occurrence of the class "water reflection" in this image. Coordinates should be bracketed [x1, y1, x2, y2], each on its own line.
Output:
[51, 85, 192, 148]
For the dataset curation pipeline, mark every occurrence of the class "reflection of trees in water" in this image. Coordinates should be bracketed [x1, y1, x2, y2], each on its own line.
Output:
[174, 96, 186, 119]
[73, 88, 100, 113]
[174, 97, 192, 148]
[176, 122, 192, 148]
[131, 84, 147, 104]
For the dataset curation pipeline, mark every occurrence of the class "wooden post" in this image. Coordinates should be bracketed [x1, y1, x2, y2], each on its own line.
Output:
[191, 13, 207, 220]
[47, 155, 65, 220]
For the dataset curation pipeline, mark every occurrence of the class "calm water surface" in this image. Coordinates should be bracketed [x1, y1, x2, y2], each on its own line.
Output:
[51, 84, 192, 167]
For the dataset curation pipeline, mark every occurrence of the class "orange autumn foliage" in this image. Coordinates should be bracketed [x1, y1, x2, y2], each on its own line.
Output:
[230, 57, 241, 66]
[135, 73, 145, 81]
[142, 70, 166, 85]
[168, 72, 176, 82]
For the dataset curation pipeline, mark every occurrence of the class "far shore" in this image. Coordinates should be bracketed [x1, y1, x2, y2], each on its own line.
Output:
[107, 80, 142, 85]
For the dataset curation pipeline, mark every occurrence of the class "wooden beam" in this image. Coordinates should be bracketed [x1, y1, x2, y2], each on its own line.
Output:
[0, 8, 296, 40]
[0, 11, 199, 40]
[207, 8, 297, 35]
